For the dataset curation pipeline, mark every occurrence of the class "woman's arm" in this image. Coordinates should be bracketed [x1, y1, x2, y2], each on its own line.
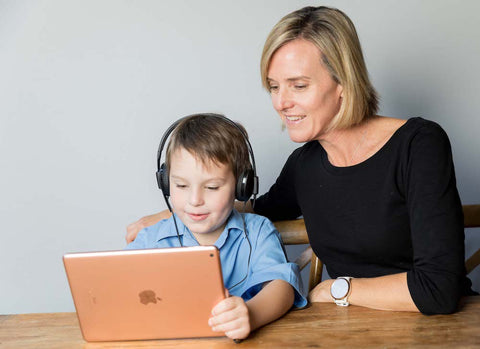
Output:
[209, 279, 294, 340]
[251, 148, 304, 221]
[309, 272, 418, 312]
[403, 122, 465, 313]
[125, 211, 171, 243]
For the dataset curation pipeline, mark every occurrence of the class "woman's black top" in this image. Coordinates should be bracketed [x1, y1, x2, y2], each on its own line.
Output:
[255, 117, 474, 314]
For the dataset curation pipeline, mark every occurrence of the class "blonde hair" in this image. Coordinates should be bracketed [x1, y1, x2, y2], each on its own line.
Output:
[261, 6, 378, 130]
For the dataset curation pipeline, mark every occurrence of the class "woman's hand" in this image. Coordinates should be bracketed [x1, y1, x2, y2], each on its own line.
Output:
[308, 279, 334, 303]
[209, 296, 251, 340]
[125, 211, 171, 243]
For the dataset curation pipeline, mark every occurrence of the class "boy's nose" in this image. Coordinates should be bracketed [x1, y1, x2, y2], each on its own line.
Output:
[189, 188, 204, 206]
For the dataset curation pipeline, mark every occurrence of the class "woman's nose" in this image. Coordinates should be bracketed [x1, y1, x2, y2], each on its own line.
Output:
[272, 88, 294, 111]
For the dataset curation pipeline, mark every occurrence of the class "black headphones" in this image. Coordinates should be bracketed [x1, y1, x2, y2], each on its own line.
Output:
[156, 113, 258, 208]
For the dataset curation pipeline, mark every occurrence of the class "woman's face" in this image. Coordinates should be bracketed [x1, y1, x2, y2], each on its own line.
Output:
[267, 39, 343, 143]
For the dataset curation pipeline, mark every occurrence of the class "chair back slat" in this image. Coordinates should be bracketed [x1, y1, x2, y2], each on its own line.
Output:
[274, 219, 308, 245]
[464, 204, 480, 228]
[464, 204, 480, 274]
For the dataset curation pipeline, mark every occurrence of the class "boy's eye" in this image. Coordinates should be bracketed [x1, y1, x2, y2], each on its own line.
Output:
[175, 184, 187, 189]
[206, 186, 219, 191]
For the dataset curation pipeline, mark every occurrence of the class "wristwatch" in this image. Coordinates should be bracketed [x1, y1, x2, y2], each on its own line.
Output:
[330, 277, 353, 306]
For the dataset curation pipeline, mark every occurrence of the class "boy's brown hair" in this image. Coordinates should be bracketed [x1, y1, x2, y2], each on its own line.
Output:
[165, 113, 252, 181]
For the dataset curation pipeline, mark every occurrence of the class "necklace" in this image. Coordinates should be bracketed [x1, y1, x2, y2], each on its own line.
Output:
[348, 124, 369, 166]
[325, 122, 370, 167]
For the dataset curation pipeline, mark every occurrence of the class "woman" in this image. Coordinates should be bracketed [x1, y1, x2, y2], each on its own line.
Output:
[127, 6, 473, 314]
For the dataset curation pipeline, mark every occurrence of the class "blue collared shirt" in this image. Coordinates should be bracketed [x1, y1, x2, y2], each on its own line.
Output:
[126, 209, 307, 308]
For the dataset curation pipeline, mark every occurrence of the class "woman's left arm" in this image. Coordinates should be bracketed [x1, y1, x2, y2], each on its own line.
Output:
[309, 272, 418, 312]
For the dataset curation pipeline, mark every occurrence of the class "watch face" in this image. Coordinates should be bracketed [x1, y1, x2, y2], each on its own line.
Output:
[331, 278, 349, 299]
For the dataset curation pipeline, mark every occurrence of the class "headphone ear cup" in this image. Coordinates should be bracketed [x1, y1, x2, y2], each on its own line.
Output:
[157, 163, 170, 197]
[236, 169, 254, 202]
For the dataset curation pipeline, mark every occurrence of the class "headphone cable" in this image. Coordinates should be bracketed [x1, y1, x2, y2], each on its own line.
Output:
[227, 201, 252, 292]
[163, 194, 184, 247]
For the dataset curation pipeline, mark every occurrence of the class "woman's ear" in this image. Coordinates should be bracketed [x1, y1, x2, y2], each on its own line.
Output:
[337, 83, 344, 99]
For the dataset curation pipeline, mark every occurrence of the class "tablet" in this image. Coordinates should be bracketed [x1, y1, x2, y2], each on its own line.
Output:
[63, 246, 225, 341]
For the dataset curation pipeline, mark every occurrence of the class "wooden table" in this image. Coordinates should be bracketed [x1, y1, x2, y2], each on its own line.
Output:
[1, 297, 479, 348]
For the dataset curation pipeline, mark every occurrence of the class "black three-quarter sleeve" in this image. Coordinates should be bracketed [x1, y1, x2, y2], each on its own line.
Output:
[254, 147, 303, 221]
[404, 121, 465, 314]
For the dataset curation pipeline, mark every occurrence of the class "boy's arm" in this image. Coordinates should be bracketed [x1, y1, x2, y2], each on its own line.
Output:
[209, 279, 294, 340]
[246, 279, 294, 330]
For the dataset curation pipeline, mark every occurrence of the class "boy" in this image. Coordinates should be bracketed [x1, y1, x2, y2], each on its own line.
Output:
[126, 113, 306, 340]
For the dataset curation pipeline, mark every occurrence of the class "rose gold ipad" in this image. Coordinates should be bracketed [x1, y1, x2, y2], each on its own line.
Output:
[63, 246, 225, 342]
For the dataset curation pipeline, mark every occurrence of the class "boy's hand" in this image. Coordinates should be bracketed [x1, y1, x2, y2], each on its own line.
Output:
[208, 296, 251, 340]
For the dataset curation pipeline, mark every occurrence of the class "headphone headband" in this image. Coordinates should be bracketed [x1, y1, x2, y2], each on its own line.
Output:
[156, 113, 258, 204]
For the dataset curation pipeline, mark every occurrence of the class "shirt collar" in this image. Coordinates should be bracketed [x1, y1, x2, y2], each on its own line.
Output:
[214, 209, 245, 248]
[155, 209, 246, 247]
[153, 213, 185, 242]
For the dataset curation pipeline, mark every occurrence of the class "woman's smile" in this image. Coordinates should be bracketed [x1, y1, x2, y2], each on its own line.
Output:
[284, 114, 306, 124]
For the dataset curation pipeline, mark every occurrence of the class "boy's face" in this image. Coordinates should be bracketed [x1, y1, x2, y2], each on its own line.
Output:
[169, 147, 236, 245]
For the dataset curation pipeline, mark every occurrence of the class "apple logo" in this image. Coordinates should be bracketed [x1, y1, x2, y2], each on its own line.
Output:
[138, 290, 162, 305]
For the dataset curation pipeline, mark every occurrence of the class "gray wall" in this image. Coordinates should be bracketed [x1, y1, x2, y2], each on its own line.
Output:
[1, 0, 479, 314]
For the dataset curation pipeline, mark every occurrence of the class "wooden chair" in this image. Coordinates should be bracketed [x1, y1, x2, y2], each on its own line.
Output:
[274, 204, 480, 292]
[464, 204, 480, 274]
[273, 219, 319, 292]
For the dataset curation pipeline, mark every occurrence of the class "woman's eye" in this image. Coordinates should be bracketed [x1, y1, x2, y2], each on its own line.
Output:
[295, 84, 307, 90]
[269, 85, 279, 92]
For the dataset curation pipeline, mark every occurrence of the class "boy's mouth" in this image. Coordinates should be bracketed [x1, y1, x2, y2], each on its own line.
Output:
[187, 213, 209, 221]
